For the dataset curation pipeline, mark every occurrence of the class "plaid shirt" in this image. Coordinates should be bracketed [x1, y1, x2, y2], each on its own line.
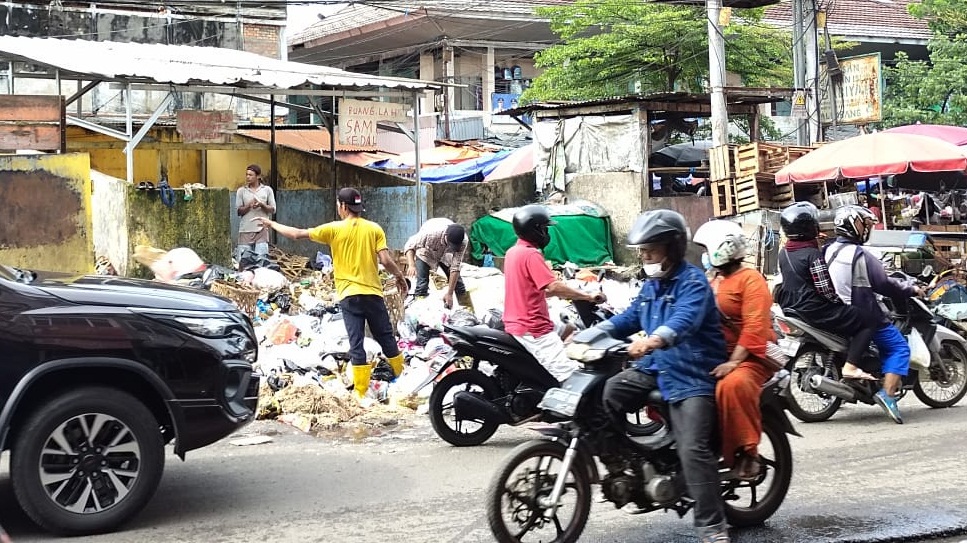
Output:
[809, 256, 841, 304]
[403, 218, 467, 269]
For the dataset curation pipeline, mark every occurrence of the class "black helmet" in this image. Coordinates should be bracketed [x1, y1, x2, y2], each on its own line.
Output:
[627, 209, 689, 263]
[780, 201, 820, 241]
[834, 204, 878, 243]
[512, 205, 556, 248]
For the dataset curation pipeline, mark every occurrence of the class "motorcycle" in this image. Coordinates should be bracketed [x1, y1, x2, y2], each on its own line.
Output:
[485, 327, 797, 543]
[775, 296, 967, 423]
[422, 299, 660, 446]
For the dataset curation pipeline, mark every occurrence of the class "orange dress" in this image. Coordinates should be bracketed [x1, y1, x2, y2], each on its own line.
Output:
[712, 267, 777, 466]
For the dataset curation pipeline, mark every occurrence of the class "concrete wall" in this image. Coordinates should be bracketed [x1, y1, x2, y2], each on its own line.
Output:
[266, 189, 336, 259]
[0, 153, 93, 273]
[91, 170, 131, 276]
[127, 186, 232, 278]
[430, 174, 535, 238]
[565, 172, 644, 265]
[646, 195, 716, 266]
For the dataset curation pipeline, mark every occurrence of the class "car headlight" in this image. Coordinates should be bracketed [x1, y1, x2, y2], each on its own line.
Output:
[565, 343, 605, 362]
[133, 308, 240, 338]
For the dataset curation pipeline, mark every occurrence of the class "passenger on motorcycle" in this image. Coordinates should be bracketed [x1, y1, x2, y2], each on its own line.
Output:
[597, 210, 730, 543]
[694, 220, 776, 482]
[775, 202, 876, 383]
[503, 205, 606, 382]
[825, 204, 920, 424]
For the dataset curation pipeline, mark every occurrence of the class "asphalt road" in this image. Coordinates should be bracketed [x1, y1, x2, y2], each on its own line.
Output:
[4, 398, 967, 543]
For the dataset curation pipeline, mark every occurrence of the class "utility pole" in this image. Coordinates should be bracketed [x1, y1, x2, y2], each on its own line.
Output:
[792, 0, 807, 145]
[803, 0, 821, 143]
[707, 0, 729, 147]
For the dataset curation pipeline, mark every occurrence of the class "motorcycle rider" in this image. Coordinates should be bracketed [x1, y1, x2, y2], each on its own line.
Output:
[503, 205, 606, 382]
[824, 204, 919, 424]
[775, 202, 876, 383]
[598, 209, 730, 543]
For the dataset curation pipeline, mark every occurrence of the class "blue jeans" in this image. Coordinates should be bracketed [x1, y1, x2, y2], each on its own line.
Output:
[339, 294, 401, 366]
[874, 323, 910, 376]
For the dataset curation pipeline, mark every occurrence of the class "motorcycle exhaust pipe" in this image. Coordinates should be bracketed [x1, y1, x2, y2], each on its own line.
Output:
[808, 374, 856, 401]
[452, 391, 511, 424]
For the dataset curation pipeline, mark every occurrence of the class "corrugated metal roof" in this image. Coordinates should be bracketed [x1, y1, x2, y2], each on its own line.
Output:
[238, 128, 377, 152]
[499, 91, 790, 116]
[0, 36, 440, 91]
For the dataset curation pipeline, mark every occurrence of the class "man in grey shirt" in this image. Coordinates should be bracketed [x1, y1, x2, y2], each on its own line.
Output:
[235, 164, 276, 263]
[403, 218, 473, 312]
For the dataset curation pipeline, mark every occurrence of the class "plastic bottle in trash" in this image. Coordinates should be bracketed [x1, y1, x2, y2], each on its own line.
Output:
[482, 246, 495, 268]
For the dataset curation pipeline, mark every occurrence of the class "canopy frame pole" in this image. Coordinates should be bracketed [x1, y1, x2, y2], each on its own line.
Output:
[412, 90, 423, 226]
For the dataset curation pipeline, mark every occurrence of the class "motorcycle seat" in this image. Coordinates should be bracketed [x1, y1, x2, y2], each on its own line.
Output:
[781, 315, 850, 353]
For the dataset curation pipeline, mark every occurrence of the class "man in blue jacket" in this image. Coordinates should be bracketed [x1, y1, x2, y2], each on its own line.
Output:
[599, 210, 730, 543]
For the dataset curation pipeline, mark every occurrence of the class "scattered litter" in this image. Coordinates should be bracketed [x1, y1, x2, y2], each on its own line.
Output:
[229, 435, 274, 446]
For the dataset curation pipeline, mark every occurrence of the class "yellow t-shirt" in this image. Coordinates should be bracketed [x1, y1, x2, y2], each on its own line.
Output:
[308, 217, 388, 300]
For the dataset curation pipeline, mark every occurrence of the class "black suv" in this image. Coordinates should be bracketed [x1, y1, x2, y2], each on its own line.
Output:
[0, 264, 259, 535]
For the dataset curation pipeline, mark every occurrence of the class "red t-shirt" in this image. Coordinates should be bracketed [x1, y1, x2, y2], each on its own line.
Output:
[503, 239, 556, 337]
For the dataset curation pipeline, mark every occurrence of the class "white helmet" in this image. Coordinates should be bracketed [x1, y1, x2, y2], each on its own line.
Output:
[693, 220, 748, 268]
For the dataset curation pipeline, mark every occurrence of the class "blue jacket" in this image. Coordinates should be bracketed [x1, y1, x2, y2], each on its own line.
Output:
[606, 262, 727, 403]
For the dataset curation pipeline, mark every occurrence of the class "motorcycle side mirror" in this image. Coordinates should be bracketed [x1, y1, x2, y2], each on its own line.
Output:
[921, 264, 934, 277]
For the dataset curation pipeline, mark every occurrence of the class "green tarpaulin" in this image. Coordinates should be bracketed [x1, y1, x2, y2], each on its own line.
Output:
[470, 203, 615, 266]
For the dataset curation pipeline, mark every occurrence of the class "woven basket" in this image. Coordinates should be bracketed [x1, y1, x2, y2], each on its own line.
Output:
[211, 280, 260, 316]
[383, 284, 405, 330]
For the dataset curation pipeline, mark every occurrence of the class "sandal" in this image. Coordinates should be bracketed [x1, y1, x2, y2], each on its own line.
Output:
[733, 453, 761, 481]
[841, 368, 877, 380]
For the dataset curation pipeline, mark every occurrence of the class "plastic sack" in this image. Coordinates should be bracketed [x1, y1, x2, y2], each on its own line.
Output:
[908, 328, 931, 371]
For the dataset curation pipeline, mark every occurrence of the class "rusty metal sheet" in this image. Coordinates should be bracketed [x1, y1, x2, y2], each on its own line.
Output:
[176, 110, 236, 144]
[0, 95, 64, 152]
[0, 95, 63, 121]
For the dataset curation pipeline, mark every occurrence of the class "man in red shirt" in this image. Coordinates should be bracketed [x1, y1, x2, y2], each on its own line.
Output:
[504, 205, 605, 381]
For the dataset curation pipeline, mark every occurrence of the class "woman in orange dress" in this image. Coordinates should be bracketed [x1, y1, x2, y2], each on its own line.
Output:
[694, 220, 777, 480]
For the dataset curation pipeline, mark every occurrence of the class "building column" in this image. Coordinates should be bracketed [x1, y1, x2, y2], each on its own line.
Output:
[419, 51, 436, 115]
[483, 47, 495, 113]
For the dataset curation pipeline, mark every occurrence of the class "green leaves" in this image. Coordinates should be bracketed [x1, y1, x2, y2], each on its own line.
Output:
[522, 0, 791, 102]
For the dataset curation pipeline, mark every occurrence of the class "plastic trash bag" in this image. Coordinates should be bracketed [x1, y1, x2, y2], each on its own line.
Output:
[908, 328, 931, 371]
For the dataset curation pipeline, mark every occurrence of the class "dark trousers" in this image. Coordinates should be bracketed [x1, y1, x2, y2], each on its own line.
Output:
[413, 258, 466, 297]
[339, 294, 401, 366]
[602, 368, 727, 536]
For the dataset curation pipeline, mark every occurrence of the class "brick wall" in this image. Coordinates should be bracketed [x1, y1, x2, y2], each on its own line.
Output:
[242, 23, 280, 59]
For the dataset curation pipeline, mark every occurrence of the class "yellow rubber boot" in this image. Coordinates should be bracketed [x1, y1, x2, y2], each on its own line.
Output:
[351, 363, 373, 399]
[456, 292, 476, 314]
[386, 353, 405, 378]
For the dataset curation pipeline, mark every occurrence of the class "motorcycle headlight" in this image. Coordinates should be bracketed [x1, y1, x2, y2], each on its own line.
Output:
[133, 309, 240, 338]
[565, 343, 605, 362]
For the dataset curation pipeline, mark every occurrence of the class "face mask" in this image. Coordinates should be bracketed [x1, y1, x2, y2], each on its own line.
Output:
[643, 261, 667, 278]
[701, 253, 712, 270]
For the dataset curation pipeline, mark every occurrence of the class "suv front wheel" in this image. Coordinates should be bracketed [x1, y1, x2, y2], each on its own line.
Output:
[11, 387, 165, 535]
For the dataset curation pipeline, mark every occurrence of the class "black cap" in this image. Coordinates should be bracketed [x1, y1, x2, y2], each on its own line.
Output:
[337, 187, 364, 213]
[445, 224, 466, 250]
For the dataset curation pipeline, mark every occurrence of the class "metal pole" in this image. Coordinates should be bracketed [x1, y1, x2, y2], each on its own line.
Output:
[707, 0, 729, 147]
[270, 94, 278, 192]
[792, 0, 808, 145]
[413, 91, 423, 225]
[332, 95, 338, 188]
[804, 0, 820, 143]
[7, 61, 14, 94]
[124, 83, 134, 184]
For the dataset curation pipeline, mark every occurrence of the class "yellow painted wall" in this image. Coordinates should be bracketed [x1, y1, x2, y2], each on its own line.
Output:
[67, 126, 204, 187]
[0, 153, 94, 273]
[206, 148, 271, 189]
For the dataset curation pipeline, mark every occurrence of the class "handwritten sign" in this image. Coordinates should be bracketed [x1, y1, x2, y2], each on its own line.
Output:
[821, 53, 881, 125]
[176, 110, 236, 144]
[338, 99, 408, 147]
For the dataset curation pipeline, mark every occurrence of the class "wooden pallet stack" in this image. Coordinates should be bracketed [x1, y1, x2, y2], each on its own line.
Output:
[709, 142, 815, 217]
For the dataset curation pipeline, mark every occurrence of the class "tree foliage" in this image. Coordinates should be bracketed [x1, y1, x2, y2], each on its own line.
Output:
[523, 0, 792, 102]
[882, 0, 967, 126]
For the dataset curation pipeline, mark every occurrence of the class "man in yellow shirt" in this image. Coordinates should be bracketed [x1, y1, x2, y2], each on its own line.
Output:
[256, 188, 409, 401]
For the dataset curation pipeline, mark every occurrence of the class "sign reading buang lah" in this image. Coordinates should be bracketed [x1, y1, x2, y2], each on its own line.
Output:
[338, 99, 409, 147]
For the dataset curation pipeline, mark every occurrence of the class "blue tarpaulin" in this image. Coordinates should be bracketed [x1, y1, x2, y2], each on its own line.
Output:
[369, 151, 512, 183]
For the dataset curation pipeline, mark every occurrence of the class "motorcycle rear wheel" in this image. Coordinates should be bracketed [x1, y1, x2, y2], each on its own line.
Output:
[429, 369, 501, 446]
[723, 418, 793, 527]
[486, 440, 591, 543]
[786, 348, 842, 423]
[914, 341, 967, 408]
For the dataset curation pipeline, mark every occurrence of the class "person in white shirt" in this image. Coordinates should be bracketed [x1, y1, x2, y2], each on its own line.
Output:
[234, 164, 276, 264]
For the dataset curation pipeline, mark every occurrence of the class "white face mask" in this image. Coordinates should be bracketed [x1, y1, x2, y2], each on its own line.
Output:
[643, 261, 667, 278]
[701, 253, 712, 270]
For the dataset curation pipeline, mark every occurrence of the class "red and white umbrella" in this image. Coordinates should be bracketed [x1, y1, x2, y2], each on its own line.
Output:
[775, 132, 967, 184]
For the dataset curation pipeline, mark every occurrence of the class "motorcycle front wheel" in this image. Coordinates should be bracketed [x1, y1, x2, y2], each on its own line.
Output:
[487, 440, 591, 543]
[914, 341, 967, 408]
[786, 348, 842, 423]
[722, 417, 793, 527]
[428, 369, 501, 446]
